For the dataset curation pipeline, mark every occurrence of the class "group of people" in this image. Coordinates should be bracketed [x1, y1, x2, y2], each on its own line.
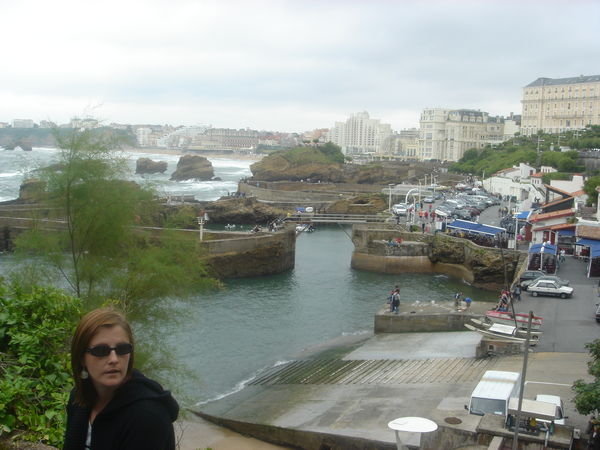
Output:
[453, 292, 472, 310]
[387, 285, 401, 314]
[493, 285, 522, 312]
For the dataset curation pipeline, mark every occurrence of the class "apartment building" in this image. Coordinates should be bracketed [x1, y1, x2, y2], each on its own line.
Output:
[382, 128, 419, 160]
[12, 119, 34, 128]
[419, 108, 503, 162]
[191, 128, 259, 150]
[327, 111, 392, 155]
[521, 74, 600, 135]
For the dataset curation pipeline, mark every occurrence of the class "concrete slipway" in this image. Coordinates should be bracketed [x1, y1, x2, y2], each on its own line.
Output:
[191, 328, 590, 449]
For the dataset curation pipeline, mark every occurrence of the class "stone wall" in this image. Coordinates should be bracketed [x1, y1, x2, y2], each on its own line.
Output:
[0, 215, 297, 279]
[374, 308, 480, 333]
[351, 225, 527, 290]
[202, 224, 296, 278]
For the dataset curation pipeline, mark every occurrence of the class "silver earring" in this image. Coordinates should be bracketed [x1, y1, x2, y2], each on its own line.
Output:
[81, 368, 89, 379]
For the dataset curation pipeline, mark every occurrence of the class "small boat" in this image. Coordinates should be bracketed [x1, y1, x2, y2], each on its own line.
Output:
[295, 223, 315, 234]
[465, 320, 540, 345]
[484, 311, 543, 330]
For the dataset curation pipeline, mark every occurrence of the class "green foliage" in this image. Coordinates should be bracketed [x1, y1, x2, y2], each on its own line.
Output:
[541, 172, 572, 185]
[14, 126, 216, 302]
[451, 147, 537, 175]
[572, 339, 600, 416]
[278, 143, 344, 166]
[318, 142, 345, 164]
[164, 206, 199, 229]
[0, 282, 81, 446]
[584, 176, 600, 206]
[450, 130, 590, 175]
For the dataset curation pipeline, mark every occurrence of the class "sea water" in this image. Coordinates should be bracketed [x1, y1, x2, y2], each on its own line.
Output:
[0, 147, 497, 405]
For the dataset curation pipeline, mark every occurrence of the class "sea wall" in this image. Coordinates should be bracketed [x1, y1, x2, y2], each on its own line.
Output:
[0, 214, 296, 278]
[374, 307, 479, 334]
[202, 224, 296, 278]
[351, 224, 526, 290]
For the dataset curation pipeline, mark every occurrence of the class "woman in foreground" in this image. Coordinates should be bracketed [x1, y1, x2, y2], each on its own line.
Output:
[63, 308, 179, 450]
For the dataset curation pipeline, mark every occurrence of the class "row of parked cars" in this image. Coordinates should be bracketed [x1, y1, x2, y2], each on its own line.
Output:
[435, 192, 500, 221]
[518, 270, 574, 298]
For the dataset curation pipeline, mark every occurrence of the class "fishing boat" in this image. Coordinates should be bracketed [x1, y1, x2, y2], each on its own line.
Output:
[465, 320, 540, 345]
[484, 310, 543, 330]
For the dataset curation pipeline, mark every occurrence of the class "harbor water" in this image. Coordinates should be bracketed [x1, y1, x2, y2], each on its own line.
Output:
[0, 147, 498, 406]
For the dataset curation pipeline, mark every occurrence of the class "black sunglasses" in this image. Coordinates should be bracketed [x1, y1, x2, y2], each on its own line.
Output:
[85, 343, 133, 357]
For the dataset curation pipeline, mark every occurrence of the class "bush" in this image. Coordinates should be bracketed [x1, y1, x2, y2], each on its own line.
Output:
[0, 283, 81, 446]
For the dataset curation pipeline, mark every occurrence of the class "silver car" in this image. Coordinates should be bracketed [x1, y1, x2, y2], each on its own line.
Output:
[521, 275, 570, 291]
[528, 279, 574, 299]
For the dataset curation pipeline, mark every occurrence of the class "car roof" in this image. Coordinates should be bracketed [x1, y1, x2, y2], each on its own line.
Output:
[535, 394, 561, 406]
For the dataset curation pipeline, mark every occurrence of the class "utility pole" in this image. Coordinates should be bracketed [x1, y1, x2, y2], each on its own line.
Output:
[536, 135, 544, 167]
[511, 312, 534, 450]
[388, 184, 395, 213]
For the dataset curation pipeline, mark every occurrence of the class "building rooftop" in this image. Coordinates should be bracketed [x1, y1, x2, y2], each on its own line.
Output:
[526, 74, 600, 88]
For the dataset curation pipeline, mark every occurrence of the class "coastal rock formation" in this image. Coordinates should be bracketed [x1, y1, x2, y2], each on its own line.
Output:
[206, 197, 287, 224]
[250, 154, 345, 182]
[18, 179, 46, 203]
[135, 157, 168, 174]
[170, 155, 215, 181]
[250, 152, 460, 185]
[326, 194, 387, 214]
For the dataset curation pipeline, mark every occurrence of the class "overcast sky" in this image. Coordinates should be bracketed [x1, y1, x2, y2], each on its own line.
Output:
[1, 0, 599, 132]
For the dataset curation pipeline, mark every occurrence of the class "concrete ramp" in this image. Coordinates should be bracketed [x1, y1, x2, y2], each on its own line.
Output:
[249, 357, 498, 386]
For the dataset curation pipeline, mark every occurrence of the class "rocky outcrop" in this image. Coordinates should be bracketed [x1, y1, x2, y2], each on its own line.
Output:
[251, 153, 457, 185]
[326, 194, 387, 214]
[18, 179, 46, 203]
[170, 155, 215, 181]
[250, 154, 345, 182]
[136, 158, 168, 174]
[205, 197, 287, 224]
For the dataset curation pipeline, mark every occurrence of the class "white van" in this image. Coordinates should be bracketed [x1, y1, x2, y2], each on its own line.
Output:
[535, 394, 567, 425]
[466, 370, 521, 416]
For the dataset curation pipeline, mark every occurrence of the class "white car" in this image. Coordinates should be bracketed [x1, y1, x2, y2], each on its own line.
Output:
[392, 203, 413, 216]
[535, 394, 567, 425]
[527, 279, 574, 299]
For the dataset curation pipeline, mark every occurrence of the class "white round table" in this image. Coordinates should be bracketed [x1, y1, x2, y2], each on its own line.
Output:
[387, 417, 438, 450]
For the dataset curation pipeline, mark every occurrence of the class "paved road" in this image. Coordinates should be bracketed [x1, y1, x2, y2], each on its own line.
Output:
[521, 255, 600, 352]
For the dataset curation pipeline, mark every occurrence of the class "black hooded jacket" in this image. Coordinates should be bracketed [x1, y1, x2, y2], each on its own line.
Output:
[63, 369, 179, 450]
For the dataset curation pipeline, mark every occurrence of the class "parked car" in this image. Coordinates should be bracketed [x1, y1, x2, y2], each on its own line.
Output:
[519, 270, 546, 283]
[521, 275, 570, 291]
[423, 196, 434, 203]
[595, 303, 600, 323]
[452, 209, 472, 220]
[392, 203, 413, 216]
[535, 395, 567, 425]
[527, 279, 574, 299]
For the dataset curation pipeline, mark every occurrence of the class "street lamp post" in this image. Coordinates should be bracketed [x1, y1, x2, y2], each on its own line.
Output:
[388, 184, 395, 213]
[536, 136, 544, 167]
[198, 212, 208, 241]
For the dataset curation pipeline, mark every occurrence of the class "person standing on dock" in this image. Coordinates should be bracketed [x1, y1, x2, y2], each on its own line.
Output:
[391, 287, 400, 314]
[512, 284, 522, 302]
[454, 292, 462, 309]
[464, 297, 472, 310]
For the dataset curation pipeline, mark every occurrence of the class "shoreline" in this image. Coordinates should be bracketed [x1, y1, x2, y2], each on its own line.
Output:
[125, 146, 264, 161]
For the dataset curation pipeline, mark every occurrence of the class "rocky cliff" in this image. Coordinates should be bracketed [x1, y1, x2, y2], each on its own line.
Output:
[326, 194, 387, 214]
[170, 155, 215, 181]
[251, 153, 451, 185]
[136, 157, 168, 174]
[205, 197, 288, 224]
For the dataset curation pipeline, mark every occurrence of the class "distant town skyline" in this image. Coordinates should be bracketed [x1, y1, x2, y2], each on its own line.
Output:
[1, 0, 599, 133]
